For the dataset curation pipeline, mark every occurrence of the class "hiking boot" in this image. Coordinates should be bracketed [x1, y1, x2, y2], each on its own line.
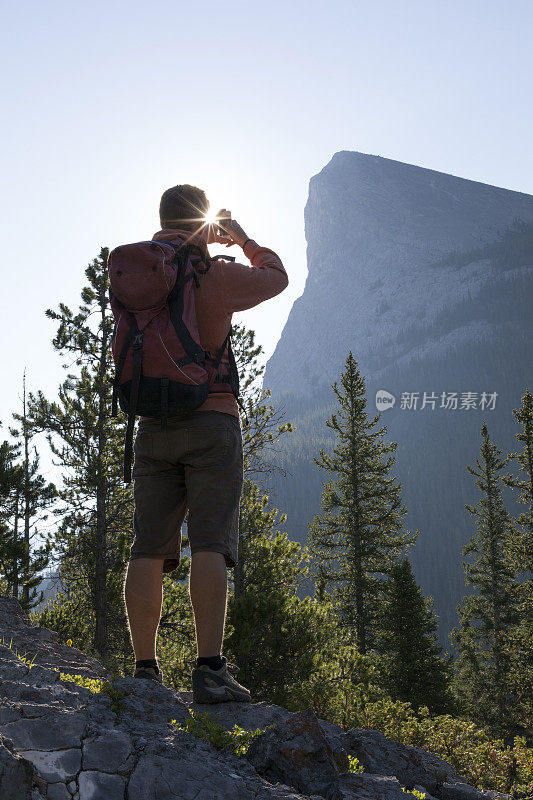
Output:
[192, 656, 251, 704]
[133, 666, 164, 684]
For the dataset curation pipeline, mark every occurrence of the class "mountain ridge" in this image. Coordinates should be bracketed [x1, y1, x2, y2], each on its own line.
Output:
[266, 151, 533, 396]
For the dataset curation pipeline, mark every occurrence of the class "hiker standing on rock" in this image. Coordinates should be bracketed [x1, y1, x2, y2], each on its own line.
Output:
[109, 184, 289, 700]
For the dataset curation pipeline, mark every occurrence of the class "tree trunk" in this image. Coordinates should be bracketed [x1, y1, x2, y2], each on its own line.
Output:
[12, 488, 20, 599]
[233, 529, 247, 598]
[93, 286, 110, 660]
[355, 564, 366, 654]
[23, 373, 30, 608]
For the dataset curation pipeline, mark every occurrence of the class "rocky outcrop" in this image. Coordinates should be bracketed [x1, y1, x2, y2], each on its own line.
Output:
[0, 735, 43, 799]
[0, 596, 512, 800]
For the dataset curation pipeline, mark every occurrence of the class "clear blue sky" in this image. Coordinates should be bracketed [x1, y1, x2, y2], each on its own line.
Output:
[1, 0, 532, 463]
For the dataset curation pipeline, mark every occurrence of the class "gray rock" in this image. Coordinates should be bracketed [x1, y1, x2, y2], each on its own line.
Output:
[0, 598, 109, 681]
[326, 773, 408, 800]
[0, 712, 86, 751]
[128, 754, 255, 800]
[113, 677, 190, 734]
[78, 771, 125, 800]
[184, 693, 295, 734]
[82, 730, 133, 773]
[19, 749, 81, 783]
[245, 707, 349, 797]
[0, 658, 31, 682]
[67, 782, 76, 795]
[0, 679, 90, 712]
[1, 682, 56, 704]
[0, 706, 22, 724]
[21, 705, 60, 719]
[441, 782, 511, 800]
[340, 728, 457, 795]
[82, 696, 120, 729]
[47, 784, 71, 800]
[0, 736, 38, 800]
[23, 667, 61, 687]
[413, 784, 438, 800]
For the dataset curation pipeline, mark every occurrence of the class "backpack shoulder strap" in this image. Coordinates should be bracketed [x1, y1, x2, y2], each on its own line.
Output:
[123, 321, 144, 483]
[164, 243, 207, 366]
[211, 326, 232, 373]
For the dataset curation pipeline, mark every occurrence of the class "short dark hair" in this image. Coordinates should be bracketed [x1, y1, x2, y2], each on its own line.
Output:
[159, 184, 209, 231]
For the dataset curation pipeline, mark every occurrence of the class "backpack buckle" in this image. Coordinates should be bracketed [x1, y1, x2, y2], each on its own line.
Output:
[133, 332, 144, 349]
[193, 352, 205, 365]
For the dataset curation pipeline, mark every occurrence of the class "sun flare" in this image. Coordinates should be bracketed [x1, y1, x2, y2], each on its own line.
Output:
[203, 209, 219, 224]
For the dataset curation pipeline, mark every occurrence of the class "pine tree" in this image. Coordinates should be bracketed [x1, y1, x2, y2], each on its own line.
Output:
[28, 248, 132, 666]
[502, 388, 533, 576]
[222, 478, 387, 721]
[0, 435, 25, 595]
[450, 422, 520, 741]
[9, 370, 56, 611]
[227, 323, 293, 599]
[308, 350, 418, 654]
[501, 389, 533, 739]
[225, 494, 350, 708]
[375, 557, 454, 714]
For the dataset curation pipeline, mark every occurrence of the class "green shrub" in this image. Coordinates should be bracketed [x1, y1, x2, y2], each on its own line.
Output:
[402, 789, 426, 799]
[347, 754, 364, 773]
[288, 658, 532, 797]
[354, 698, 533, 795]
[0, 636, 37, 669]
[169, 709, 275, 758]
[56, 671, 125, 716]
[58, 672, 104, 693]
[100, 682, 126, 716]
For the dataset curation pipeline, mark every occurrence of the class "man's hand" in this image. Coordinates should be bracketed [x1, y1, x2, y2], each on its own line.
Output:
[208, 210, 250, 248]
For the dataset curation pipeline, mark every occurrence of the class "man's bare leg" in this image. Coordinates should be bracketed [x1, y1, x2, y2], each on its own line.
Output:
[123, 557, 164, 660]
[189, 551, 227, 657]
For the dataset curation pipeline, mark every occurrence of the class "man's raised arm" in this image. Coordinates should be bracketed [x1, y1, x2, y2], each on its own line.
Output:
[220, 239, 289, 314]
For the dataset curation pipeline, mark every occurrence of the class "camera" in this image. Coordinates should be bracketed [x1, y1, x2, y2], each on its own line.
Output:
[215, 209, 232, 235]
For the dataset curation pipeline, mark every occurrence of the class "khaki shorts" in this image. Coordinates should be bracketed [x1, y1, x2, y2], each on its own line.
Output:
[130, 410, 243, 572]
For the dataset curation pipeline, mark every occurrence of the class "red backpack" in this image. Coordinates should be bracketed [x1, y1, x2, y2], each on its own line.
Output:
[107, 236, 246, 482]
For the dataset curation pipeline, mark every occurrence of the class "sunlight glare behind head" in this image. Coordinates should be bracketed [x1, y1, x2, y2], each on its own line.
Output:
[203, 208, 219, 224]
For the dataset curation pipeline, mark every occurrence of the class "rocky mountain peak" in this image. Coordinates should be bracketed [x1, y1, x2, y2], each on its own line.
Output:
[266, 151, 533, 396]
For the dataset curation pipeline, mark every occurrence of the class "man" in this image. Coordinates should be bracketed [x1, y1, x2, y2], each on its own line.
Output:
[122, 184, 289, 703]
